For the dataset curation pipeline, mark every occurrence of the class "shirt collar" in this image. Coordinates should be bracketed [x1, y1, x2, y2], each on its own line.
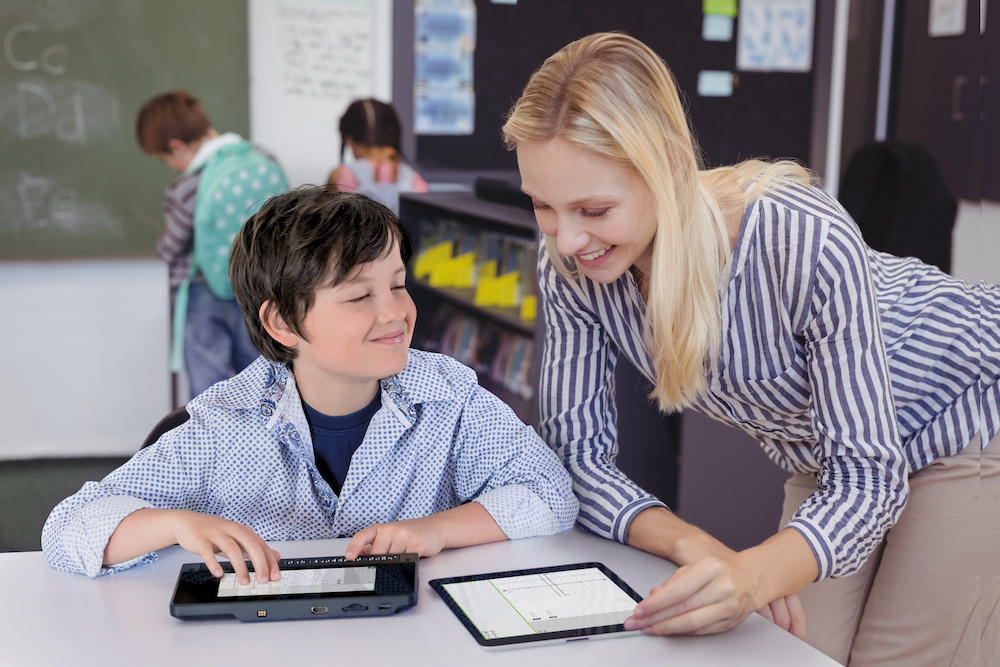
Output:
[260, 350, 458, 430]
[183, 131, 244, 174]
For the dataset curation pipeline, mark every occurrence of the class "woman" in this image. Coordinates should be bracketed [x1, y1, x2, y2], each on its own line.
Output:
[328, 98, 429, 214]
[502, 32, 998, 666]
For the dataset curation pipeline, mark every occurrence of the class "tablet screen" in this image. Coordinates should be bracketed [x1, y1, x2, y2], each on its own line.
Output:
[440, 567, 637, 639]
[217, 565, 377, 598]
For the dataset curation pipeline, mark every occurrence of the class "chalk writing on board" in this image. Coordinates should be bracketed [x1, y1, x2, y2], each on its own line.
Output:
[4, 23, 68, 75]
[1, 16, 122, 238]
[0, 80, 121, 146]
[276, 3, 372, 100]
[0, 172, 121, 236]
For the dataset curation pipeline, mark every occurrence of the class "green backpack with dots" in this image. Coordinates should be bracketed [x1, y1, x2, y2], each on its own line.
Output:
[192, 141, 287, 299]
[170, 141, 288, 373]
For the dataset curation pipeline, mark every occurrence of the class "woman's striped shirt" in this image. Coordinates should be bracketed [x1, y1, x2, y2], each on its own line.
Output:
[538, 183, 999, 580]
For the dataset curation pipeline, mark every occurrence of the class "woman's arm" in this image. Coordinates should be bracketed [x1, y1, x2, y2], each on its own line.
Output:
[536, 245, 668, 541]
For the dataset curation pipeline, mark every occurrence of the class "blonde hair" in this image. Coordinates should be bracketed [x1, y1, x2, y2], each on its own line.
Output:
[502, 32, 813, 413]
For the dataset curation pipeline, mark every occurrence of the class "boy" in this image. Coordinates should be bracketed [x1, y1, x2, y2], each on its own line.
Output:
[136, 91, 282, 396]
[42, 188, 579, 582]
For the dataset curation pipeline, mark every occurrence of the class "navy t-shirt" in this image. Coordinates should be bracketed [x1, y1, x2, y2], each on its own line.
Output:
[302, 390, 382, 494]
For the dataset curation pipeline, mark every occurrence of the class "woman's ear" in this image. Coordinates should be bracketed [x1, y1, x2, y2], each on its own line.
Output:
[259, 301, 300, 349]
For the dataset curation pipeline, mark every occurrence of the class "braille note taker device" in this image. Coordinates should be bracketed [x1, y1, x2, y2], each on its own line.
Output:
[170, 554, 417, 622]
[430, 562, 644, 649]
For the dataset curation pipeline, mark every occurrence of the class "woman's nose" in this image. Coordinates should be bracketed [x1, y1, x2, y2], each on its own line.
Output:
[553, 217, 589, 257]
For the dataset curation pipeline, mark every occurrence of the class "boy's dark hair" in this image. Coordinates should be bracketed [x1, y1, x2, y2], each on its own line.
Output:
[229, 187, 413, 364]
[135, 91, 212, 154]
[339, 98, 402, 161]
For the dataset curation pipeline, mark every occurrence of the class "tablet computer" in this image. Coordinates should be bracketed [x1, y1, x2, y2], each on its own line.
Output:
[170, 554, 417, 622]
[430, 562, 644, 649]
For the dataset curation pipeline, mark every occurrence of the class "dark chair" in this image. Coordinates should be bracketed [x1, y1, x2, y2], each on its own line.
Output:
[839, 141, 958, 273]
[141, 407, 190, 449]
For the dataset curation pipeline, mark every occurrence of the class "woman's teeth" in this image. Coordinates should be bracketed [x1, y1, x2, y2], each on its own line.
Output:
[580, 247, 610, 261]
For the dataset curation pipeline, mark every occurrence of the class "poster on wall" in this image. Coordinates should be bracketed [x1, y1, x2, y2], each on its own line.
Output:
[736, 0, 815, 72]
[249, 0, 393, 187]
[413, 0, 476, 135]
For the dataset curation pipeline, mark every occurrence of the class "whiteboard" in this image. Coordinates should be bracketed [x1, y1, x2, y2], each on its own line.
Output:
[249, 0, 393, 188]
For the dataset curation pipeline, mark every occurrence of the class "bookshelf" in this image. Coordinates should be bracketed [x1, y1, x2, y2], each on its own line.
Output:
[400, 191, 542, 426]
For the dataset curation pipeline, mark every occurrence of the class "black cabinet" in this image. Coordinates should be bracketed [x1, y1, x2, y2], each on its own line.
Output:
[894, 0, 995, 200]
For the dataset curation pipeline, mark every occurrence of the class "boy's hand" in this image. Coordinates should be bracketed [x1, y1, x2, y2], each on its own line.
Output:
[344, 516, 446, 560]
[344, 502, 508, 561]
[171, 511, 282, 585]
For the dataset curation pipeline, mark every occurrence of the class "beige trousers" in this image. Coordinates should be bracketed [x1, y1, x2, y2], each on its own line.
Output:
[781, 433, 1000, 667]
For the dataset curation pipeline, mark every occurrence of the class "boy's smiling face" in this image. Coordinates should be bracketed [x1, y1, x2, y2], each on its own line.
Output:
[264, 239, 416, 416]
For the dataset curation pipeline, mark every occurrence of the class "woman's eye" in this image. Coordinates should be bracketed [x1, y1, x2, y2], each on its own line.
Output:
[531, 202, 550, 211]
[581, 208, 610, 218]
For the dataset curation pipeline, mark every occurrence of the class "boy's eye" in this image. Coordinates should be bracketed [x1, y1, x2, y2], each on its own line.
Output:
[392, 284, 407, 291]
[581, 208, 610, 218]
[348, 294, 370, 303]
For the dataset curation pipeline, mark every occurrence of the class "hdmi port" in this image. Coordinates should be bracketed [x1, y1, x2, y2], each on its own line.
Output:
[310, 606, 329, 614]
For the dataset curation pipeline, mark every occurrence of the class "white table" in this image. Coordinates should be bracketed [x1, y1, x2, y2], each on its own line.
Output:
[0, 528, 837, 666]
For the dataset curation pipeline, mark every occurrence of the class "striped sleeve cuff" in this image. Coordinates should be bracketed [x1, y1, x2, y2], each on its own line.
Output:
[784, 517, 835, 581]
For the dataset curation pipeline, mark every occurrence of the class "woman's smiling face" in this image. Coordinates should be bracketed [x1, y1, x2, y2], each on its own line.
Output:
[517, 137, 658, 283]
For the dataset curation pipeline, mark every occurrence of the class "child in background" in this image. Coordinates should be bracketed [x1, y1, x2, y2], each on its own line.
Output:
[136, 91, 286, 397]
[42, 188, 578, 582]
[328, 99, 429, 214]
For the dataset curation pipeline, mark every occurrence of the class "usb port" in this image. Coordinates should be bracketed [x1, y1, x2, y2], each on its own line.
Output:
[310, 606, 329, 614]
[377, 603, 391, 611]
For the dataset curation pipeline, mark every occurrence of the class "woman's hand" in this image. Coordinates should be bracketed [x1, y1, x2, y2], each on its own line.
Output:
[755, 593, 807, 640]
[621, 522, 816, 639]
[624, 554, 762, 636]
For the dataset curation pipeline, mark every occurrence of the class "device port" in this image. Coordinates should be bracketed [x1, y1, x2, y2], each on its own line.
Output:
[377, 603, 391, 610]
[310, 606, 329, 614]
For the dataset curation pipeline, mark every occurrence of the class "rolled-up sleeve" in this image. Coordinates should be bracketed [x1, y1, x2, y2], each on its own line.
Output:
[787, 221, 909, 580]
[41, 411, 216, 578]
[452, 384, 579, 540]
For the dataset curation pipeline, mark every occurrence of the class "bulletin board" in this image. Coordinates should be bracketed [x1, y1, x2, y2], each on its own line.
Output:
[414, 0, 815, 172]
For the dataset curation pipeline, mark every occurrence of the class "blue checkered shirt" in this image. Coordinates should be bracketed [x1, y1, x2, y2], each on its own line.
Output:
[42, 350, 579, 577]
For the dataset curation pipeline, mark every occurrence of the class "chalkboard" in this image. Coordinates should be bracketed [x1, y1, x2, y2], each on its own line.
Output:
[415, 0, 814, 172]
[0, 0, 250, 259]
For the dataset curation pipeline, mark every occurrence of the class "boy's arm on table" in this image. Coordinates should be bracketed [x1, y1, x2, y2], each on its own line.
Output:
[41, 407, 274, 582]
[450, 384, 579, 539]
[346, 384, 579, 560]
[105, 508, 280, 585]
[344, 501, 507, 560]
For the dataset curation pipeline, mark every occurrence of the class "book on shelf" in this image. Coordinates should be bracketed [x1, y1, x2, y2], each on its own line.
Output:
[411, 218, 537, 314]
[419, 303, 535, 400]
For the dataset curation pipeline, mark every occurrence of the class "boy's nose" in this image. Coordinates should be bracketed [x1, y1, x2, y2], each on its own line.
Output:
[376, 293, 406, 323]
